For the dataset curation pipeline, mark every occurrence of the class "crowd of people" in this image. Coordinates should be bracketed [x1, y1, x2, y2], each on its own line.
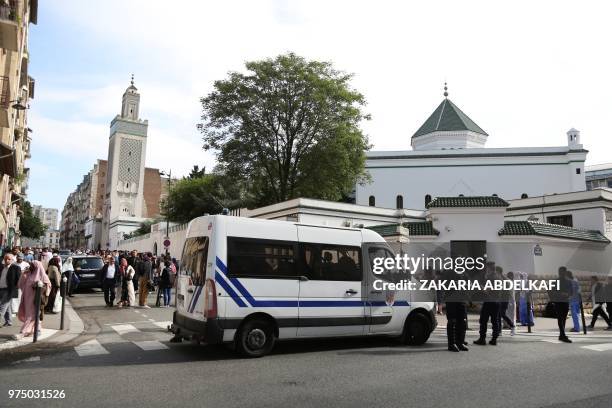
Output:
[441, 263, 612, 353]
[97, 249, 178, 309]
[0, 246, 179, 339]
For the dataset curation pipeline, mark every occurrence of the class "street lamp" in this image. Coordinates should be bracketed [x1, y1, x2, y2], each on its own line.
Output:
[159, 169, 172, 255]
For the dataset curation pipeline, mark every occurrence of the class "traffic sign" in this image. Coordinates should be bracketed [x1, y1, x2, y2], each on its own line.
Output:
[163, 238, 171, 248]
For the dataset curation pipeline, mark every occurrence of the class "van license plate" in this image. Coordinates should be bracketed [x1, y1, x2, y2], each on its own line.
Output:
[81, 273, 95, 278]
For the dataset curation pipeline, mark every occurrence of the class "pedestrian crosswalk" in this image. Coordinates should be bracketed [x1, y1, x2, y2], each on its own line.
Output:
[62, 321, 612, 358]
[430, 326, 612, 351]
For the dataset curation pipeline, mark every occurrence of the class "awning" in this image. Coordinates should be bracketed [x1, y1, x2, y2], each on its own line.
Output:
[0, 142, 16, 178]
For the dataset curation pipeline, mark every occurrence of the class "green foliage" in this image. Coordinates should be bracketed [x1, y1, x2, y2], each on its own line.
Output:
[161, 173, 244, 224]
[188, 165, 206, 179]
[20, 201, 47, 239]
[198, 53, 370, 206]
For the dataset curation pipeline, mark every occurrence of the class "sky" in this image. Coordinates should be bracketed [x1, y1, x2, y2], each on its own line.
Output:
[27, 0, 612, 213]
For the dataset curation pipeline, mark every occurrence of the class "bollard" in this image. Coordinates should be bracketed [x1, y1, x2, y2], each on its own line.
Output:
[33, 281, 43, 343]
[527, 291, 533, 333]
[579, 293, 587, 335]
[67, 270, 73, 297]
[60, 276, 68, 330]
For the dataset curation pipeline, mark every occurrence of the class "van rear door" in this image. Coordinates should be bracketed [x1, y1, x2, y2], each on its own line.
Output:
[296, 226, 365, 337]
[176, 237, 210, 321]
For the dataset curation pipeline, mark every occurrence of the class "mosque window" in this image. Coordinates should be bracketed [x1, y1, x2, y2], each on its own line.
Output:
[368, 196, 375, 207]
[425, 194, 432, 207]
[521, 193, 528, 199]
[575, 168, 581, 174]
[492, 194, 498, 197]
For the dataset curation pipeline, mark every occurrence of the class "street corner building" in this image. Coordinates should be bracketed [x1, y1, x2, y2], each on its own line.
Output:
[0, 0, 37, 247]
[60, 79, 170, 251]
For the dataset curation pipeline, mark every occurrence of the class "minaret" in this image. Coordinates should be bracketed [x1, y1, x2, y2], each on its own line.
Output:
[101, 75, 149, 249]
[567, 128, 581, 148]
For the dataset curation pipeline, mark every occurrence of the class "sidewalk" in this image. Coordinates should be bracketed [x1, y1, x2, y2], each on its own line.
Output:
[436, 312, 612, 335]
[0, 298, 84, 351]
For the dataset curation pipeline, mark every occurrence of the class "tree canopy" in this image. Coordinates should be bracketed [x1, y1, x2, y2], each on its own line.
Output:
[198, 53, 370, 207]
[20, 201, 47, 239]
[161, 173, 244, 224]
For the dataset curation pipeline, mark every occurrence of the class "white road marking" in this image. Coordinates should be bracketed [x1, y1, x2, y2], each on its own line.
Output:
[75, 339, 109, 357]
[12, 356, 41, 364]
[104, 321, 150, 325]
[153, 321, 172, 329]
[148, 319, 155, 322]
[581, 343, 612, 352]
[133, 340, 169, 351]
[142, 314, 148, 318]
[111, 324, 139, 335]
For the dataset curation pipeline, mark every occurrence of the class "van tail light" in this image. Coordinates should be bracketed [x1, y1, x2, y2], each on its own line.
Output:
[203, 278, 217, 319]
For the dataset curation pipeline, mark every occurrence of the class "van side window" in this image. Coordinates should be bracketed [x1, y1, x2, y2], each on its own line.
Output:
[368, 247, 399, 282]
[300, 244, 362, 281]
[227, 238, 296, 278]
[180, 237, 209, 286]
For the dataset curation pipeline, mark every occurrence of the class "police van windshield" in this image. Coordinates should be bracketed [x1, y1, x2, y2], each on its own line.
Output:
[180, 237, 209, 286]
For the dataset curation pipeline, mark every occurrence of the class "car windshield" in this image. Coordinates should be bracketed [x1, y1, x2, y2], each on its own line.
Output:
[73, 258, 104, 270]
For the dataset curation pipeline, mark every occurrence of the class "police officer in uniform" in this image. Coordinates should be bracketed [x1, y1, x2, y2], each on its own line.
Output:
[444, 268, 468, 352]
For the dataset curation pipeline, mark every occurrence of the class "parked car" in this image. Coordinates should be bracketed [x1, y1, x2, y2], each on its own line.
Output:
[71, 255, 105, 289]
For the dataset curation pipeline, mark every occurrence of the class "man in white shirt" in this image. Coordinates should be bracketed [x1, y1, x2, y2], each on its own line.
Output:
[101, 257, 117, 307]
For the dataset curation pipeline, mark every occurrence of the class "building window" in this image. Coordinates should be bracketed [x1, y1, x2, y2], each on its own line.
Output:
[521, 193, 528, 199]
[368, 196, 375, 207]
[425, 194, 432, 207]
[396, 195, 403, 209]
[547, 214, 573, 227]
[576, 168, 581, 174]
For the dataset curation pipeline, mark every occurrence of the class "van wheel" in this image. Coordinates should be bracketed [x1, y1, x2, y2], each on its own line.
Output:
[403, 314, 430, 346]
[235, 319, 275, 358]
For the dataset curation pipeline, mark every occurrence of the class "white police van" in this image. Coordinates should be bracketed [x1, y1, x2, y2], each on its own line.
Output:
[171, 215, 436, 357]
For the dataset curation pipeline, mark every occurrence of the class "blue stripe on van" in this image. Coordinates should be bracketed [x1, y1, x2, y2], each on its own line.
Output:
[188, 286, 203, 313]
[215, 271, 248, 308]
[186, 286, 199, 311]
[214, 257, 410, 308]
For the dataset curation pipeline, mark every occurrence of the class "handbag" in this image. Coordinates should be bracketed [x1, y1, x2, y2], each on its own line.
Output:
[53, 294, 62, 313]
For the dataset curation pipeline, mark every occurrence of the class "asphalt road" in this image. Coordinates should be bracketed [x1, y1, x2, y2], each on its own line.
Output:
[1, 290, 611, 408]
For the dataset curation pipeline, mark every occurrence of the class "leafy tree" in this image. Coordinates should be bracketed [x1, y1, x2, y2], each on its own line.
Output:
[198, 53, 370, 206]
[20, 201, 47, 239]
[188, 165, 206, 179]
[161, 173, 244, 224]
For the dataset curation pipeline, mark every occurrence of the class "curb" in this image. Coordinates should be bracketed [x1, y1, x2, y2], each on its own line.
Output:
[0, 299, 85, 351]
[46, 299, 85, 345]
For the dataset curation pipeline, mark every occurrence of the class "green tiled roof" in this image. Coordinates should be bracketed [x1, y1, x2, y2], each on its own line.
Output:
[412, 98, 488, 138]
[426, 196, 510, 208]
[499, 221, 610, 243]
[367, 221, 439, 237]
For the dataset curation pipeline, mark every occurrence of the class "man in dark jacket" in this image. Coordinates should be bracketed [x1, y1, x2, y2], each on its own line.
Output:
[100, 257, 118, 307]
[553, 267, 572, 343]
[474, 262, 501, 346]
[138, 254, 153, 308]
[0, 254, 22, 326]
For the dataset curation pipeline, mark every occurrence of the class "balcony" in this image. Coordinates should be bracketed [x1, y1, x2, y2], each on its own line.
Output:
[0, 76, 9, 128]
[0, 1, 19, 52]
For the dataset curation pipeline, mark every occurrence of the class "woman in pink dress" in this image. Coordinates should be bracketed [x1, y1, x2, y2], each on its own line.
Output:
[17, 261, 51, 337]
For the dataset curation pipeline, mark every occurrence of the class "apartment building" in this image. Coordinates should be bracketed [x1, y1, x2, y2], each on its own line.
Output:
[32, 205, 59, 229]
[0, 0, 37, 247]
